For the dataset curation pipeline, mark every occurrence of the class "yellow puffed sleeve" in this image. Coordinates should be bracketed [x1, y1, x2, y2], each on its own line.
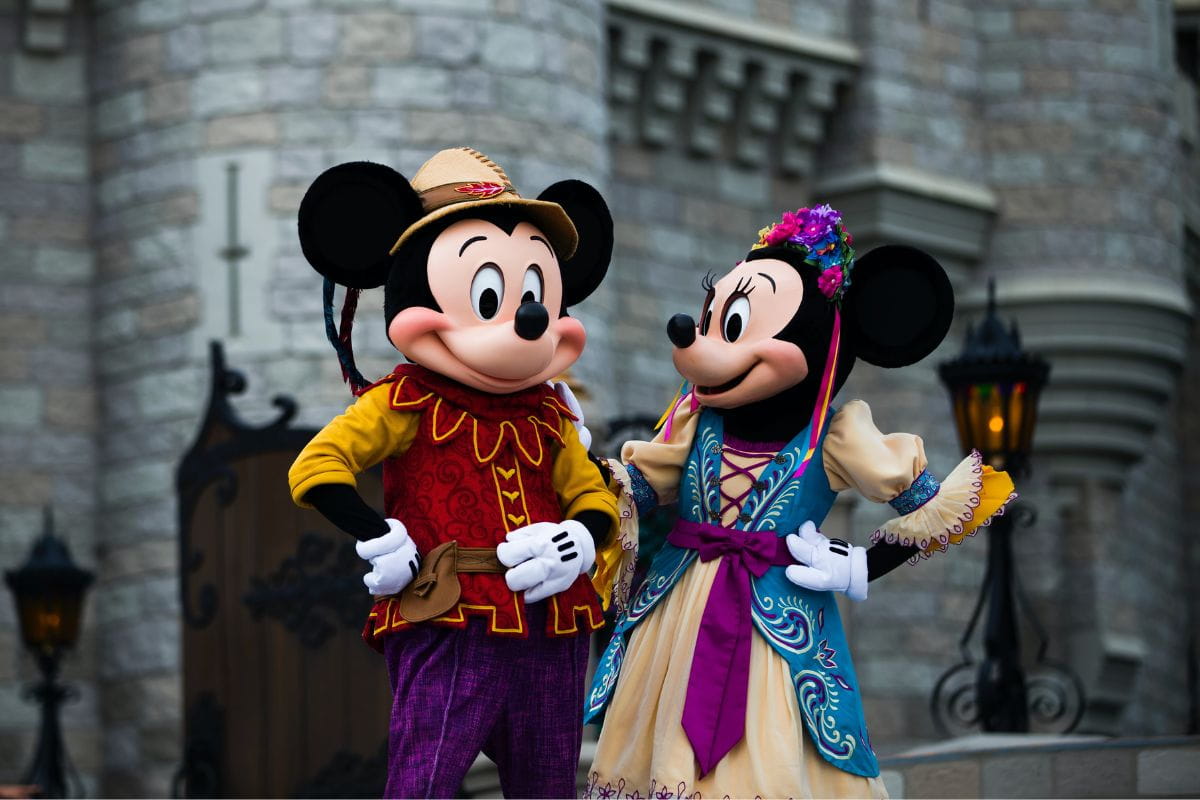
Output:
[619, 394, 701, 506]
[288, 383, 420, 508]
[823, 400, 928, 501]
[551, 416, 622, 607]
[823, 400, 1016, 559]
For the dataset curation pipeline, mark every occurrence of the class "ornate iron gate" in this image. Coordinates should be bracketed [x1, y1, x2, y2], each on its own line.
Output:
[174, 343, 389, 798]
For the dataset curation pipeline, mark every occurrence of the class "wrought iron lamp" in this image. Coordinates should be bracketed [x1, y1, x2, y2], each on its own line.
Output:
[931, 281, 1083, 735]
[5, 508, 93, 798]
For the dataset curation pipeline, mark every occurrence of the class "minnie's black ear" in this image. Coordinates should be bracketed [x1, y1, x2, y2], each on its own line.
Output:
[538, 180, 613, 306]
[842, 245, 954, 368]
[297, 162, 423, 290]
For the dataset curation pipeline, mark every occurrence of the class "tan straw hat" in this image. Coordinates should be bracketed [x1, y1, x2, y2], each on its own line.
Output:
[388, 147, 579, 258]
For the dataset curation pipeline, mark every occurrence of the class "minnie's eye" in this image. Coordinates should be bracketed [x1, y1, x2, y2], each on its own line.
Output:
[470, 263, 504, 320]
[701, 307, 713, 336]
[521, 265, 543, 304]
[722, 295, 750, 342]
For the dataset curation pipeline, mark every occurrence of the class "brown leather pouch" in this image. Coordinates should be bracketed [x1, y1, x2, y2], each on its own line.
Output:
[398, 543, 507, 623]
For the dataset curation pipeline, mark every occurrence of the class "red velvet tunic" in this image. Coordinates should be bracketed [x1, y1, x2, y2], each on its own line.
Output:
[364, 365, 606, 649]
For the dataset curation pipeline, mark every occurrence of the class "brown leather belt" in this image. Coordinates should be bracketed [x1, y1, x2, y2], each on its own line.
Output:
[455, 546, 506, 574]
[398, 542, 505, 623]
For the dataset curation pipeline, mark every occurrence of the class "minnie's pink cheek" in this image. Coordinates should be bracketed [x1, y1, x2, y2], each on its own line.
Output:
[387, 307, 453, 349]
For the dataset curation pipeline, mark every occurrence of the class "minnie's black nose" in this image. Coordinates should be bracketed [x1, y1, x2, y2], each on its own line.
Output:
[515, 302, 550, 340]
[667, 314, 697, 348]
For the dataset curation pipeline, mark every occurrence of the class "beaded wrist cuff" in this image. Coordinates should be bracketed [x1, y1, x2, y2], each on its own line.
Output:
[889, 469, 940, 516]
[626, 463, 659, 516]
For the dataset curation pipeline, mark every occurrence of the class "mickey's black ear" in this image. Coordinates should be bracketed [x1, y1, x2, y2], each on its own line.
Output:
[297, 162, 423, 290]
[538, 180, 612, 306]
[842, 245, 954, 368]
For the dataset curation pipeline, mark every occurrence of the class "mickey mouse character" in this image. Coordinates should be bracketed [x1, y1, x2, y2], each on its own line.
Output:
[584, 207, 1016, 799]
[287, 147, 622, 799]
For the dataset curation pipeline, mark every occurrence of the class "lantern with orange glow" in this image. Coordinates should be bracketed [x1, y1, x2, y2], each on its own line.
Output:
[938, 282, 1049, 478]
[6, 510, 93, 661]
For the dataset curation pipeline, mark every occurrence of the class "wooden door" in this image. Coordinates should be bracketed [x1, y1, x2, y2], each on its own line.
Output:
[175, 344, 391, 798]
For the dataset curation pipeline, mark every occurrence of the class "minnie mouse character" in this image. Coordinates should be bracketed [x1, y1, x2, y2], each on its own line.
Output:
[287, 147, 622, 798]
[584, 207, 1016, 798]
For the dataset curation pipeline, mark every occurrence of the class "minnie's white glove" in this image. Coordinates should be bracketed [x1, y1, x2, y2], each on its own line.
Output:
[551, 380, 592, 451]
[355, 518, 421, 596]
[496, 520, 595, 603]
[784, 521, 868, 601]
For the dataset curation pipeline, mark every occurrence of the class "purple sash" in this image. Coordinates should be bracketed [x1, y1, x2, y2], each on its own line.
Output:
[667, 519, 794, 775]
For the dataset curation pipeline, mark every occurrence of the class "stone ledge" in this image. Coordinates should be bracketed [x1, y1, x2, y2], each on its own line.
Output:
[606, 0, 858, 175]
[880, 735, 1200, 798]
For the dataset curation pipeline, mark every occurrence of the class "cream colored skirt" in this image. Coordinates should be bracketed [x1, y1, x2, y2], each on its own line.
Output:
[587, 557, 887, 800]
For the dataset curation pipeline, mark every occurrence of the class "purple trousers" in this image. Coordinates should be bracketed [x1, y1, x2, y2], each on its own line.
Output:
[382, 604, 590, 799]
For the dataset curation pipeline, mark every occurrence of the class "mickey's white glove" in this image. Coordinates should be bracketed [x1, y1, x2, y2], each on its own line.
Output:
[355, 518, 420, 596]
[784, 521, 868, 601]
[496, 519, 595, 604]
[551, 380, 592, 451]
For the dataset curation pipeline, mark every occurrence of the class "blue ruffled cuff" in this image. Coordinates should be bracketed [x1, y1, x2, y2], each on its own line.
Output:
[626, 463, 659, 515]
[889, 469, 940, 516]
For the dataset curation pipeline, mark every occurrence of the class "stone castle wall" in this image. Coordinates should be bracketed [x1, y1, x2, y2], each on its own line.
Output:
[0, 0, 1196, 794]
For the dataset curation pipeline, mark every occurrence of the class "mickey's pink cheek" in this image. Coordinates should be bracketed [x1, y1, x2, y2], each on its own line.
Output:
[551, 317, 586, 354]
[387, 307, 453, 351]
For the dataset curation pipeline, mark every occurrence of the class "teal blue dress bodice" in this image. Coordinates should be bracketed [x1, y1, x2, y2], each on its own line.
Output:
[585, 407, 879, 778]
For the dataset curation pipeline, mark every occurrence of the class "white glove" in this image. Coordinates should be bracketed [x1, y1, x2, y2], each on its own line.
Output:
[784, 521, 868, 601]
[551, 380, 592, 451]
[355, 518, 420, 596]
[496, 519, 596, 604]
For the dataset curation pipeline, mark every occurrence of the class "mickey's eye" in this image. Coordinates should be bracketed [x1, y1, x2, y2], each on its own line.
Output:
[722, 295, 750, 342]
[470, 263, 504, 320]
[521, 265, 543, 304]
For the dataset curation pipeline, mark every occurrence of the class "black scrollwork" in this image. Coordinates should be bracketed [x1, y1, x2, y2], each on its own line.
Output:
[242, 532, 371, 650]
[294, 742, 387, 798]
[172, 692, 224, 799]
[178, 342, 317, 630]
[931, 501, 1086, 736]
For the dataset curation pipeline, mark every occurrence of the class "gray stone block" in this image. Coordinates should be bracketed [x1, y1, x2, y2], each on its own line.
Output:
[33, 245, 94, 282]
[288, 11, 339, 62]
[12, 51, 85, 103]
[1052, 747, 1136, 798]
[339, 10, 415, 60]
[981, 752, 1053, 798]
[481, 21, 543, 73]
[372, 65, 452, 108]
[19, 141, 87, 181]
[133, 0, 188, 30]
[0, 387, 41, 430]
[193, 68, 263, 117]
[415, 15, 479, 64]
[207, 13, 285, 62]
[165, 23, 206, 72]
[99, 615, 180, 678]
[95, 90, 147, 139]
[100, 460, 175, 508]
[1137, 746, 1200, 796]
[189, 0, 262, 18]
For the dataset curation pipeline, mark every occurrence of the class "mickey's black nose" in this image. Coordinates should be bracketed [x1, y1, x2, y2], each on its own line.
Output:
[515, 302, 550, 341]
[667, 314, 697, 348]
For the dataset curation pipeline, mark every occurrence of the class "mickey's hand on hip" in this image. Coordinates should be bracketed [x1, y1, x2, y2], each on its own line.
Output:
[355, 518, 420, 596]
[496, 519, 596, 604]
[784, 520, 868, 601]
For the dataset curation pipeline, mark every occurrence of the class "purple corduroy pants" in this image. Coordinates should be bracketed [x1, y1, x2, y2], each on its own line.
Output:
[382, 604, 590, 799]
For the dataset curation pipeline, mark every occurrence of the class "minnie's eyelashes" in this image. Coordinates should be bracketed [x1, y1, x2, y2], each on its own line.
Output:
[701, 271, 716, 292]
